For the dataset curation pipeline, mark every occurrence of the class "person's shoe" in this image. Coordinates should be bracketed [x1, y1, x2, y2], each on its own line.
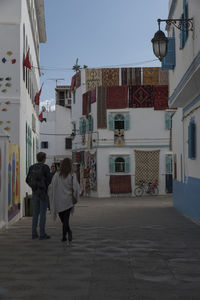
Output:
[68, 231, 72, 242]
[61, 237, 67, 242]
[39, 234, 51, 240]
[32, 234, 39, 239]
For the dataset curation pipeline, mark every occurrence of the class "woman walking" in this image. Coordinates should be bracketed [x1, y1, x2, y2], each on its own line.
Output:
[48, 158, 81, 242]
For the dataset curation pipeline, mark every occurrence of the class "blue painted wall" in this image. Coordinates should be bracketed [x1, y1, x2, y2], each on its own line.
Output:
[173, 177, 200, 222]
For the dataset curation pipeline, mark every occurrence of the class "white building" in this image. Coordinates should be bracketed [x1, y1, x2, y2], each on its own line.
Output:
[0, 0, 46, 222]
[40, 86, 72, 168]
[165, 0, 200, 221]
[71, 67, 174, 198]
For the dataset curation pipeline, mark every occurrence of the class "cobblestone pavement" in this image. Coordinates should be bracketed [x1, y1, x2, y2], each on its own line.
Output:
[1, 195, 200, 300]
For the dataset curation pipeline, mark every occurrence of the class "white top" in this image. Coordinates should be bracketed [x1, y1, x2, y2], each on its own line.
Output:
[48, 172, 81, 220]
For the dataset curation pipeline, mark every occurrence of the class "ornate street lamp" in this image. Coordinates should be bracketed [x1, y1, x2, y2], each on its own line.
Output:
[151, 18, 193, 61]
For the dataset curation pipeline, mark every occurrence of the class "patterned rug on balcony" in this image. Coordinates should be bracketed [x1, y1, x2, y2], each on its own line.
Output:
[129, 85, 154, 108]
[102, 68, 119, 86]
[121, 68, 141, 85]
[106, 86, 128, 109]
[97, 86, 107, 128]
[143, 67, 159, 85]
[85, 68, 102, 92]
[154, 85, 169, 110]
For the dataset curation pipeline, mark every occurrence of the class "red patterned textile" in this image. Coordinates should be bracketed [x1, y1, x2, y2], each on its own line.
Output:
[121, 68, 141, 85]
[70, 74, 76, 91]
[97, 86, 107, 128]
[76, 71, 81, 88]
[91, 88, 96, 103]
[82, 92, 91, 116]
[106, 86, 128, 109]
[154, 85, 169, 110]
[102, 68, 119, 86]
[129, 85, 154, 108]
[82, 92, 88, 115]
[110, 175, 132, 193]
[76, 152, 81, 163]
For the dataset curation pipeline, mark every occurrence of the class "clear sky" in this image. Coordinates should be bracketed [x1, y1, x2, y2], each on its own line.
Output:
[40, 0, 169, 108]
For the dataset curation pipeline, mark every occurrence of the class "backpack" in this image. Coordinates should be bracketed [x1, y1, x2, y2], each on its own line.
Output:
[26, 164, 47, 192]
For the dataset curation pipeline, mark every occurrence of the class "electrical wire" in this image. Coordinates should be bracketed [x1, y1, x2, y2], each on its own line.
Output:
[32, 58, 160, 72]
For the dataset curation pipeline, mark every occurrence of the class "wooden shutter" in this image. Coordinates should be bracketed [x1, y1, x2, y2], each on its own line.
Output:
[79, 120, 83, 135]
[165, 112, 172, 130]
[162, 37, 176, 70]
[188, 120, 196, 159]
[165, 155, 172, 174]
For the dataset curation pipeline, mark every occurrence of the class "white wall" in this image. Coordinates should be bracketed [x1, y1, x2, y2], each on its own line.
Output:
[40, 105, 72, 167]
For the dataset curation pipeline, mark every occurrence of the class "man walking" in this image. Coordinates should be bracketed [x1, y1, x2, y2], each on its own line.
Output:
[26, 152, 51, 240]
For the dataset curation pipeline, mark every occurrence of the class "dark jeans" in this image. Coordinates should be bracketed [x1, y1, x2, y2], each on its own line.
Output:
[32, 193, 48, 238]
[59, 208, 72, 239]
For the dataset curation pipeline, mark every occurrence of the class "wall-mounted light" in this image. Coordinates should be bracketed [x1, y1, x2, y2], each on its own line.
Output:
[151, 18, 193, 61]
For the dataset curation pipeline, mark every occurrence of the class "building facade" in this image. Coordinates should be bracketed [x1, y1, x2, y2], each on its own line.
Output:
[165, 0, 200, 221]
[0, 0, 46, 223]
[40, 85, 72, 168]
[71, 67, 174, 198]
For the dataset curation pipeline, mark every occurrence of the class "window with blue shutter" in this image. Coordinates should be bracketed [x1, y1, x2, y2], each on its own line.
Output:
[86, 118, 89, 133]
[124, 114, 130, 130]
[88, 115, 93, 132]
[79, 120, 83, 135]
[188, 119, 196, 159]
[109, 157, 115, 173]
[82, 119, 86, 134]
[125, 156, 130, 173]
[109, 114, 114, 130]
[162, 37, 176, 70]
[165, 112, 172, 130]
[165, 155, 173, 174]
[180, 0, 189, 49]
[109, 156, 130, 173]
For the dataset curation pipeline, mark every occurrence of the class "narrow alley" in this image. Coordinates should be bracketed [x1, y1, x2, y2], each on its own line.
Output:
[1, 195, 200, 300]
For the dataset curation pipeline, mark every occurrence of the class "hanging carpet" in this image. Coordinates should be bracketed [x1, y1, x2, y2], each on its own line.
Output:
[91, 87, 96, 103]
[158, 69, 168, 85]
[102, 68, 119, 86]
[135, 150, 160, 185]
[154, 85, 169, 110]
[85, 68, 102, 92]
[110, 175, 132, 193]
[129, 85, 154, 108]
[143, 67, 159, 85]
[121, 68, 141, 85]
[97, 86, 107, 128]
[106, 86, 128, 109]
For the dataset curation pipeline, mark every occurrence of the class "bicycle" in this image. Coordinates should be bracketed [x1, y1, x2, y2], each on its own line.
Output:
[134, 179, 159, 197]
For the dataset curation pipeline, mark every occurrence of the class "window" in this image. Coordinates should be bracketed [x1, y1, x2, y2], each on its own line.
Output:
[162, 36, 176, 70]
[109, 113, 130, 131]
[188, 119, 196, 159]
[165, 112, 174, 130]
[109, 156, 130, 173]
[59, 91, 65, 100]
[41, 141, 48, 149]
[65, 138, 72, 149]
[180, 0, 189, 49]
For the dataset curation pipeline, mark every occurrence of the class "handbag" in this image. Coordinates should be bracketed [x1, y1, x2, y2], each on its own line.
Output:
[71, 174, 77, 205]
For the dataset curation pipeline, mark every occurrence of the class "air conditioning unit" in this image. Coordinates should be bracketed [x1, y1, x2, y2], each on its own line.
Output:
[65, 98, 72, 106]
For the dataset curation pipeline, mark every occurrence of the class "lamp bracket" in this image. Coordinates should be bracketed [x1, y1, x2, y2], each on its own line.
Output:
[157, 18, 193, 32]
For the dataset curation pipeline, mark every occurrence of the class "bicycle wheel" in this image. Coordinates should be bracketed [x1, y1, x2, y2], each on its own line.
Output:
[134, 187, 144, 197]
[150, 187, 159, 196]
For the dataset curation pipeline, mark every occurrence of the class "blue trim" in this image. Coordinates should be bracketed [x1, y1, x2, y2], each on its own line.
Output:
[183, 93, 200, 114]
[173, 177, 200, 222]
[73, 144, 170, 151]
[168, 0, 177, 19]
[169, 51, 200, 104]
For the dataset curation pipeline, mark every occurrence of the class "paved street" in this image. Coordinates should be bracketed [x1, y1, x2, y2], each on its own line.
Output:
[1, 195, 200, 300]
